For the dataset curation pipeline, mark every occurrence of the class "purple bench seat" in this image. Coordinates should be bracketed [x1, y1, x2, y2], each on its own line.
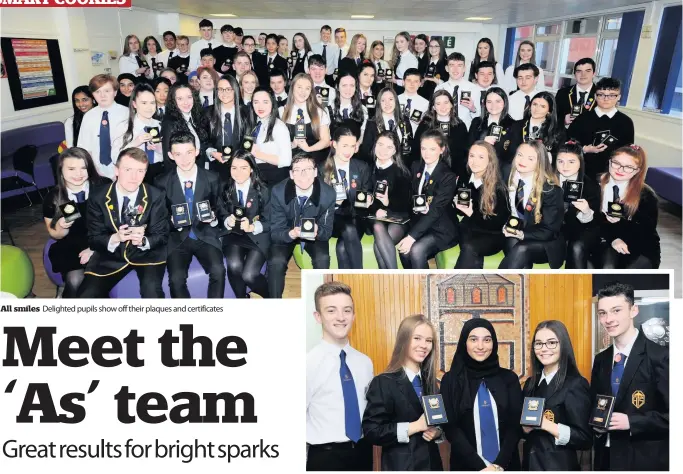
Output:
[646, 167, 682, 206]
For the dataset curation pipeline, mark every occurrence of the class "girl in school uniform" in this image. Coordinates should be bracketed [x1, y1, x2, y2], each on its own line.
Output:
[142, 35, 163, 78]
[454, 141, 510, 269]
[222, 151, 270, 299]
[291, 32, 314, 76]
[521, 320, 592, 471]
[197, 66, 219, 108]
[160, 68, 178, 86]
[413, 34, 430, 76]
[468, 87, 519, 181]
[114, 73, 135, 107]
[503, 40, 545, 93]
[370, 40, 391, 79]
[499, 140, 565, 269]
[510, 91, 564, 165]
[246, 87, 293, 187]
[418, 38, 448, 100]
[43, 147, 108, 298]
[64, 86, 96, 148]
[118, 34, 153, 81]
[338, 34, 368, 76]
[358, 62, 380, 103]
[240, 70, 259, 105]
[413, 90, 468, 178]
[439, 318, 523, 472]
[321, 125, 371, 269]
[277, 36, 289, 58]
[555, 140, 601, 269]
[280, 73, 331, 165]
[362, 314, 444, 471]
[467, 38, 505, 84]
[161, 82, 210, 169]
[597, 145, 661, 268]
[330, 71, 368, 141]
[361, 87, 411, 166]
[391, 32, 419, 95]
[152, 77, 171, 121]
[397, 129, 458, 269]
[368, 131, 412, 269]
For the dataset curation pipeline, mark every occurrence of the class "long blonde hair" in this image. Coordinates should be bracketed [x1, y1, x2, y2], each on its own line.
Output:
[508, 141, 559, 224]
[346, 33, 368, 60]
[469, 140, 504, 217]
[282, 73, 322, 139]
[384, 315, 439, 396]
[391, 32, 412, 70]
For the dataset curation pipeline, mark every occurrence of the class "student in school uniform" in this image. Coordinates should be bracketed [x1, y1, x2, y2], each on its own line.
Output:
[230, 50, 253, 85]
[454, 141, 509, 269]
[472, 61, 500, 111]
[114, 73, 135, 107]
[197, 66, 219, 108]
[391, 32, 419, 95]
[76, 148, 168, 298]
[568, 77, 635, 179]
[555, 58, 597, 129]
[499, 140, 565, 269]
[64, 86, 96, 147]
[363, 314, 444, 471]
[338, 33, 367, 77]
[307, 281, 374, 470]
[510, 91, 565, 165]
[157, 31, 179, 69]
[555, 140, 601, 269]
[320, 125, 371, 269]
[308, 54, 337, 107]
[334, 28, 349, 66]
[280, 73, 331, 165]
[43, 147, 109, 298]
[369, 40, 391, 76]
[111, 83, 165, 183]
[278, 35, 289, 59]
[398, 68, 429, 137]
[119, 35, 153, 81]
[240, 71, 259, 106]
[468, 87, 519, 181]
[161, 83, 209, 170]
[213, 24, 238, 75]
[412, 34, 430, 76]
[188, 71, 200, 92]
[361, 87, 412, 166]
[413, 89, 468, 179]
[221, 152, 270, 299]
[234, 27, 245, 50]
[292, 32, 314, 77]
[503, 40, 545, 93]
[368, 131, 413, 269]
[357, 61, 380, 103]
[329, 71, 368, 141]
[267, 153, 336, 298]
[439, 318, 523, 472]
[142, 36, 164, 79]
[508, 63, 543, 121]
[189, 19, 215, 72]
[467, 38, 505, 84]
[270, 69, 289, 108]
[246, 87, 293, 187]
[311, 25, 339, 86]
[152, 77, 171, 122]
[417, 38, 448, 100]
[397, 129, 458, 269]
[167, 35, 191, 83]
[257, 33, 267, 55]
[434, 52, 481, 129]
[596, 145, 661, 269]
[198, 49, 218, 73]
[77, 74, 129, 180]
[160, 68, 178, 86]
[264, 34, 289, 81]
[521, 320, 592, 471]
[590, 281, 669, 471]
[241, 37, 268, 86]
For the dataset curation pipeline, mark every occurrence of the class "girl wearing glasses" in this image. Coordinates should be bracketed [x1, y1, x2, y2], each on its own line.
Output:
[521, 320, 592, 471]
[597, 145, 660, 269]
[418, 38, 448, 100]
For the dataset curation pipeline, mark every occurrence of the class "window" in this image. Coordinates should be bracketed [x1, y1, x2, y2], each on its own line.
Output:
[471, 288, 482, 304]
[446, 287, 455, 304]
[497, 287, 507, 304]
[672, 65, 682, 116]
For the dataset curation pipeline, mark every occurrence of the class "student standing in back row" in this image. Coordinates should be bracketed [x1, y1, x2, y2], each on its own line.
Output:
[434, 52, 481, 129]
[311, 25, 339, 87]
[189, 19, 215, 72]
[503, 40, 545, 93]
[391, 32, 419, 95]
[118, 35, 153, 81]
[555, 58, 597, 129]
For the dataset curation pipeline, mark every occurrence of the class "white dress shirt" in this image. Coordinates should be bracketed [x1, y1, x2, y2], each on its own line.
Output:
[503, 64, 545, 94]
[311, 42, 339, 75]
[199, 91, 214, 108]
[434, 78, 481, 129]
[395, 50, 419, 87]
[606, 329, 639, 447]
[509, 172, 534, 217]
[189, 38, 214, 71]
[470, 174, 483, 189]
[418, 161, 438, 195]
[473, 382, 500, 466]
[560, 172, 594, 223]
[254, 118, 293, 167]
[226, 178, 264, 234]
[537, 369, 571, 446]
[181, 111, 202, 154]
[207, 104, 236, 158]
[119, 53, 153, 79]
[398, 93, 429, 134]
[383, 114, 403, 141]
[157, 48, 180, 68]
[602, 176, 629, 213]
[509, 87, 541, 121]
[335, 101, 368, 141]
[306, 339, 374, 445]
[66, 181, 90, 202]
[111, 115, 163, 165]
[280, 102, 331, 126]
[337, 44, 349, 64]
[77, 103, 129, 180]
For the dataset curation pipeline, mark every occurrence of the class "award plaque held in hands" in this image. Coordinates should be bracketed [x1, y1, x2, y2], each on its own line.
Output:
[300, 217, 316, 240]
[520, 397, 546, 427]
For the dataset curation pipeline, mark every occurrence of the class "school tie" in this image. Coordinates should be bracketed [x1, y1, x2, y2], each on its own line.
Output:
[322, 45, 327, 65]
[531, 126, 539, 139]
[611, 353, 627, 396]
[207, 42, 212, 50]
[578, 91, 587, 106]
[223, 112, 233, 146]
[252, 121, 262, 138]
[158, 108, 164, 121]
[203, 95, 209, 108]
[298, 196, 308, 251]
[121, 195, 131, 223]
[238, 189, 244, 206]
[145, 141, 155, 163]
[524, 95, 531, 111]
[356, 57, 361, 66]
[412, 375, 423, 398]
[297, 108, 304, 122]
[516, 179, 526, 216]
[405, 98, 412, 117]
[339, 169, 348, 191]
[612, 185, 620, 202]
[338, 49, 343, 64]
[74, 191, 86, 203]
[343, 108, 349, 119]
[99, 111, 112, 166]
[268, 57, 273, 67]
[388, 119, 395, 131]
[168, 51, 174, 60]
[477, 381, 499, 463]
[340, 350, 362, 443]
[453, 85, 460, 103]
[277, 96, 285, 108]
[395, 53, 401, 70]
[184, 180, 197, 239]
[423, 171, 431, 191]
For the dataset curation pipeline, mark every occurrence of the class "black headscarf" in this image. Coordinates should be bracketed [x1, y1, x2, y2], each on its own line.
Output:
[115, 73, 136, 107]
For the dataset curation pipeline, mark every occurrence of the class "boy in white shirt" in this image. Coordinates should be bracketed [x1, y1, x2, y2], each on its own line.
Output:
[435, 52, 481, 129]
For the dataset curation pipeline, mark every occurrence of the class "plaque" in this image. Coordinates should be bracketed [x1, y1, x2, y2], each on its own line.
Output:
[593, 130, 610, 146]
[604, 134, 618, 146]
[461, 90, 471, 101]
[333, 68, 339, 77]
[294, 121, 306, 139]
[172, 203, 191, 227]
[287, 57, 294, 67]
[521, 397, 546, 427]
[375, 181, 387, 196]
[456, 188, 471, 206]
[425, 63, 436, 78]
[376, 68, 384, 82]
[232, 204, 246, 233]
[505, 215, 523, 234]
[290, 50, 298, 58]
[144, 126, 161, 144]
[589, 394, 615, 429]
[154, 61, 164, 72]
[413, 194, 428, 212]
[333, 181, 347, 201]
[410, 109, 423, 122]
[242, 136, 255, 151]
[59, 201, 81, 223]
[354, 190, 370, 208]
[571, 104, 582, 117]
[439, 122, 449, 135]
[401, 138, 412, 156]
[490, 125, 503, 141]
[224, 59, 233, 69]
[222, 146, 233, 160]
[178, 64, 188, 73]
[196, 200, 212, 221]
[563, 180, 583, 202]
[300, 217, 316, 240]
[385, 69, 393, 80]
[607, 201, 624, 218]
[364, 96, 375, 109]
[421, 394, 448, 425]
[319, 87, 330, 106]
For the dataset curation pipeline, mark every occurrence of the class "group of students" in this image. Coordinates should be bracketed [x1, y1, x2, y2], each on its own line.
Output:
[306, 280, 669, 471]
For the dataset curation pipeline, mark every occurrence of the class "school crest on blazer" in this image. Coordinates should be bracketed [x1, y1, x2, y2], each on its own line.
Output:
[632, 390, 645, 409]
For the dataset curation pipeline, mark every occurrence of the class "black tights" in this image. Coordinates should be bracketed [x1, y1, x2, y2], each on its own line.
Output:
[62, 269, 85, 298]
[372, 222, 406, 269]
[224, 244, 269, 298]
[601, 246, 656, 269]
[336, 220, 363, 269]
[456, 232, 506, 269]
[399, 234, 438, 269]
[499, 239, 551, 269]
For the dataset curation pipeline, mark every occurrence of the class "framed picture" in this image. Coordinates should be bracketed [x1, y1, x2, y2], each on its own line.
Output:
[0, 37, 69, 111]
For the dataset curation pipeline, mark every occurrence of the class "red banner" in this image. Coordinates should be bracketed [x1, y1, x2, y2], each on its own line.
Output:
[0, 0, 131, 7]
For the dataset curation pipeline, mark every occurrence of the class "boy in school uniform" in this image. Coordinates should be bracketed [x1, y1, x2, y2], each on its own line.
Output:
[213, 24, 239, 74]
[167, 35, 191, 83]
[508, 63, 542, 120]
[257, 33, 268, 55]
[568, 77, 634, 179]
[435, 52, 481, 129]
[398, 68, 429, 135]
[199, 48, 217, 71]
[307, 281, 374, 471]
[311, 25, 340, 86]
[77, 148, 168, 298]
[270, 69, 289, 107]
[189, 19, 215, 71]
[158, 31, 179, 68]
[264, 34, 289, 81]
[590, 281, 669, 471]
[308, 54, 337, 107]
[555, 58, 597, 128]
[268, 153, 336, 299]
[231, 51, 253, 84]
[473, 60, 502, 108]
[334, 27, 349, 65]
[154, 132, 227, 298]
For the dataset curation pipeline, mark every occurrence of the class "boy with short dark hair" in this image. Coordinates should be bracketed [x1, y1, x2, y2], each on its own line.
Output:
[508, 62, 541, 120]
[555, 57, 597, 127]
[189, 19, 214, 71]
[435, 52, 481, 128]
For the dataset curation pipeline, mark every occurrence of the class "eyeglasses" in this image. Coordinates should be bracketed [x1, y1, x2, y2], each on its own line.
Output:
[244, 43, 255, 47]
[596, 93, 619, 99]
[217, 88, 234, 93]
[534, 340, 559, 350]
[291, 167, 315, 176]
[610, 159, 639, 173]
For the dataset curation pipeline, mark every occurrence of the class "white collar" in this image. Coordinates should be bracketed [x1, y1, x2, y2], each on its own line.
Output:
[220, 103, 236, 116]
[275, 92, 288, 100]
[236, 178, 251, 193]
[320, 338, 350, 354]
[469, 174, 483, 189]
[614, 329, 639, 358]
[182, 111, 192, 121]
[596, 106, 618, 119]
[296, 184, 314, 198]
[176, 165, 198, 184]
[424, 160, 438, 174]
[607, 176, 629, 193]
[403, 366, 420, 382]
[116, 184, 140, 201]
[66, 181, 90, 199]
[520, 88, 536, 97]
[514, 171, 535, 187]
[437, 114, 450, 122]
[559, 172, 579, 184]
[576, 83, 593, 94]
[448, 77, 465, 86]
[314, 82, 328, 88]
[487, 115, 502, 125]
[539, 368, 558, 385]
[335, 158, 351, 172]
[376, 160, 394, 170]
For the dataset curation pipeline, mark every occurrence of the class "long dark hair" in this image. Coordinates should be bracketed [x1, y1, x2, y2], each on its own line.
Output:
[224, 151, 266, 210]
[468, 37, 498, 82]
[522, 91, 559, 150]
[247, 87, 278, 142]
[428, 37, 446, 63]
[556, 140, 586, 180]
[422, 89, 461, 127]
[374, 87, 403, 133]
[293, 32, 312, 54]
[50, 147, 103, 228]
[419, 128, 451, 167]
[165, 82, 209, 142]
[323, 126, 357, 185]
[373, 130, 410, 177]
[122, 83, 157, 148]
[477, 87, 510, 135]
[142, 36, 162, 56]
[69, 85, 96, 147]
[524, 320, 579, 396]
[514, 40, 537, 68]
[210, 74, 246, 144]
[332, 71, 364, 123]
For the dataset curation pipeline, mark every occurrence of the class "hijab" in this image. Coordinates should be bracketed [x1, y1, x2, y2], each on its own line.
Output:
[115, 73, 136, 107]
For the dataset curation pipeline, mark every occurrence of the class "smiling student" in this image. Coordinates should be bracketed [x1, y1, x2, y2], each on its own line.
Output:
[508, 63, 543, 121]
[467, 38, 505, 85]
[308, 54, 337, 107]
[418, 38, 448, 100]
[64, 85, 96, 148]
[264, 33, 289, 81]
[503, 40, 545, 93]
[115, 73, 136, 107]
[142, 35, 163, 79]
[189, 19, 215, 72]
[398, 68, 429, 136]
[206, 74, 246, 181]
[157, 31, 179, 69]
[292, 32, 315, 77]
[391, 32, 419, 94]
[161, 83, 209, 169]
[434, 52, 481, 129]
[555, 58, 597, 128]
[167, 35, 191, 82]
[307, 281, 374, 471]
[119, 34, 153, 81]
[310, 25, 340, 85]
[361, 87, 410, 164]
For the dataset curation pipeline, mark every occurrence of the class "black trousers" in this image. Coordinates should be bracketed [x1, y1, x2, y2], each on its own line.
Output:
[499, 238, 552, 269]
[399, 233, 438, 269]
[269, 240, 329, 298]
[456, 230, 506, 269]
[565, 226, 601, 269]
[306, 439, 373, 471]
[77, 264, 165, 298]
[61, 269, 85, 298]
[167, 238, 226, 298]
[600, 244, 656, 269]
[223, 243, 268, 298]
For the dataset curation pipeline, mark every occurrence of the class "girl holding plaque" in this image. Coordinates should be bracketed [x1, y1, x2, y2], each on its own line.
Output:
[358, 62, 380, 104]
[118, 34, 154, 81]
[521, 320, 592, 470]
[161, 82, 210, 169]
[368, 131, 412, 269]
[369, 40, 391, 82]
[329, 71, 368, 142]
[291, 33, 314, 76]
[362, 314, 443, 471]
[64, 86, 96, 148]
[360, 88, 410, 164]
[440, 318, 522, 471]
[454, 141, 509, 269]
[221, 152, 270, 298]
[510, 91, 564, 165]
[467, 38, 505, 84]
[43, 148, 108, 298]
[142, 36, 163, 79]
[596, 145, 661, 269]
[417, 38, 447, 100]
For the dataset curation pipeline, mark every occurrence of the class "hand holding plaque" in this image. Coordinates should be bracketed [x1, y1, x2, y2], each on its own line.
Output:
[589, 394, 615, 430]
[456, 188, 471, 206]
[232, 205, 246, 234]
[172, 203, 191, 227]
[413, 194, 428, 212]
[375, 180, 388, 196]
[421, 394, 448, 425]
[354, 190, 370, 208]
[196, 200, 213, 222]
[520, 397, 546, 427]
[571, 104, 582, 117]
[300, 217, 316, 240]
[563, 180, 583, 202]
[144, 126, 161, 144]
[490, 125, 503, 142]
[505, 216, 523, 234]
[607, 201, 624, 219]
[60, 201, 82, 223]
